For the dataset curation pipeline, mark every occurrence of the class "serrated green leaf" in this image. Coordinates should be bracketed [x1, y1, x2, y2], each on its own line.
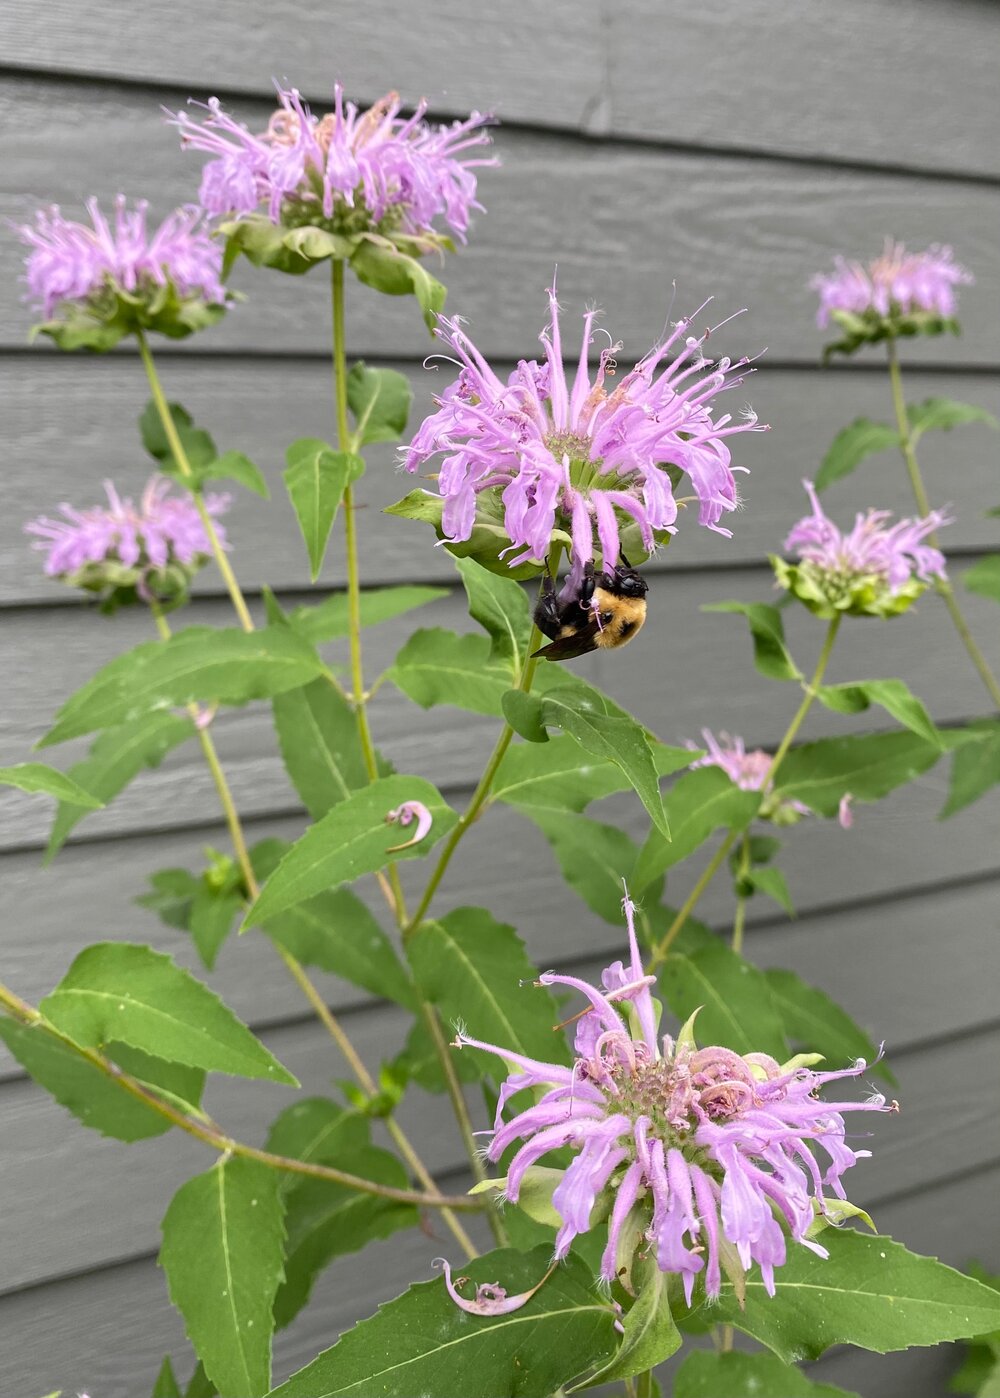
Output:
[520, 808, 641, 924]
[184, 1360, 218, 1397]
[454, 556, 533, 672]
[47, 713, 194, 859]
[408, 908, 569, 1077]
[187, 884, 244, 970]
[160, 1157, 285, 1397]
[674, 1350, 859, 1398]
[288, 586, 447, 643]
[965, 556, 1000, 604]
[140, 400, 217, 472]
[941, 721, 1000, 817]
[245, 777, 456, 925]
[660, 934, 789, 1060]
[0, 762, 104, 809]
[746, 865, 795, 916]
[762, 968, 894, 1085]
[199, 450, 270, 499]
[273, 678, 368, 819]
[266, 1246, 617, 1398]
[493, 734, 690, 814]
[815, 418, 899, 491]
[153, 1356, 183, 1398]
[684, 1230, 1000, 1362]
[350, 239, 447, 333]
[816, 678, 943, 747]
[908, 397, 999, 443]
[346, 361, 413, 447]
[703, 601, 802, 681]
[41, 626, 329, 747]
[41, 942, 297, 1084]
[772, 732, 942, 816]
[570, 1266, 680, 1390]
[391, 628, 511, 715]
[0, 1017, 201, 1142]
[264, 1098, 370, 1184]
[137, 867, 202, 932]
[633, 767, 761, 893]
[284, 439, 364, 582]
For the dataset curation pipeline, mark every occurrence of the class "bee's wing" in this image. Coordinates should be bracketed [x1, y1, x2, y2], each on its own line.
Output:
[530, 618, 600, 661]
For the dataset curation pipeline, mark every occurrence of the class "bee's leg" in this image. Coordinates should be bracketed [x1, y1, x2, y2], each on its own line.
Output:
[578, 561, 597, 607]
[533, 568, 563, 640]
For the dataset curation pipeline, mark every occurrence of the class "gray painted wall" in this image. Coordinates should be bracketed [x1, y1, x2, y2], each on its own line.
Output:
[1, 3, 998, 1395]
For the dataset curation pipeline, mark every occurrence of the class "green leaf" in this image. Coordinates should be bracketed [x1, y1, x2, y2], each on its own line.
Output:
[265, 1097, 370, 1183]
[41, 942, 297, 1084]
[137, 867, 202, 932]
[745, 865, 795, 916]
[674, 1350, 860, 1398]
[696, 1231, 1000, 1361]
[287, 585, 447, 643]
[493, 734, 689, 814]
[941, 721, 1000, 817]
[815, 419, 900, 491]
[391, 1016, 482, 1094]
[409, 908, 570, 1077]
[160, 1157, 285, 1397]
[501, 689, 550, 742]
[46, 714, 194, 859]
[772, 731, 942, 816]
[762, 968, 893, 1085]
[273, 678, 368, 819]
[908, 397, 999, 443]
[521, 809, 641, 924]
[283, 439, 364, 583]
[391, 628, 511, 716]
[965, 555, 1000, 604]
[0, 1017, 202, 1142]
[350, 239, 447, 333]
[184, 1361, 218, 1398]
[660, 934, 789, 1060]
[454, 556, 533, 672]
[539, 686, 669, 838]
[187, 884, 244, 970]
[199, 450, 270, 499]
[346, 362, 413, 447]
[245, 776, 456, 926]
[570, 1266, 680, 1390]
[0, 762, 104, 809]
[41, 626, 329, 746]
[816, 678, 943, 747]
[633, 768, 761, 893]
[266, 1246, 617, 1398]
[140, 400, 217, 472]
[703, 601, 802, 681]
[153, 1357, 183, 1398]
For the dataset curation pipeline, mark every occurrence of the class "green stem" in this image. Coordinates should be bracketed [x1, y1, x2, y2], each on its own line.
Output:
[731, 832, 751, 955]
[136, 329, 255, 634]
[886, 340, 1000, 709]
[635, 1369, 656, 1398]
[648, 616, 840, 970]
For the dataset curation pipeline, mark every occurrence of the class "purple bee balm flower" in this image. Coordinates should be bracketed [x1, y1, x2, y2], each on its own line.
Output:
[169, 84, 495, 242]
[812, 240, 972, 328]
[15, 197, 226, 322]
[404, 280, 766, 586]
[688, 729, 853, 829]
[775, 480, 950, 619]
[454, 895, 895, 1302]
[26, 477, 229, 601]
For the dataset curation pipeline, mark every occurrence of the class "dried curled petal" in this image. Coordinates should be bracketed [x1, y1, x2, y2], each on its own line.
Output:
[433, 1257, 557, 1316]
[385, 800, 433, 851]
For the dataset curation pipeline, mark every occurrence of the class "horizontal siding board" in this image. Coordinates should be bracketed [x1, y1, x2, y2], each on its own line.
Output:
[5, 355, 998, 603]
[5, 77, 1000, 364]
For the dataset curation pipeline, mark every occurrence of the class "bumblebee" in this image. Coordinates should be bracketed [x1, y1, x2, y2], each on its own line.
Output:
[532, 559, 649, 661]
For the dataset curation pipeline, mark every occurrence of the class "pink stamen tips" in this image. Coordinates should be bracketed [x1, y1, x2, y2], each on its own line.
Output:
[385, 800, 433, 851]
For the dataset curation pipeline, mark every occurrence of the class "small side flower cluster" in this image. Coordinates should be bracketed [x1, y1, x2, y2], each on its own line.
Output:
[15, 197, 227, 348]
[26, 477, 229, 606]
[774, 481, 949, 619]
[689, 729, 853, 829]
[404, 282, 766, 590]
[454, 897, 893, 1303]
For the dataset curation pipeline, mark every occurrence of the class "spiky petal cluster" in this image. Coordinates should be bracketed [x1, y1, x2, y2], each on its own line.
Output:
[812, 241, 971, 327]
[775, 480, 949, 619]
[169, 84, 495, 241]
[15, 197, 226, 319]
[455, 897, 892, 1301]
[405, 283, 765, 585]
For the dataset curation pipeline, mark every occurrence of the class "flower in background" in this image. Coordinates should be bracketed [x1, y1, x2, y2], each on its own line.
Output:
[14, 197, 228, 349]
[811, 240, 971, 357]
[688, 729, 853, 829]
[402, 280, 766, 591]
[26, 477, 229, 606]
[774, 480, 949, 619]
[454, 895, 894, 1303]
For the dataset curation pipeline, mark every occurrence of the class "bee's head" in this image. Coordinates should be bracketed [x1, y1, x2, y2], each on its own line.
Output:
[604, 563, 648, 599]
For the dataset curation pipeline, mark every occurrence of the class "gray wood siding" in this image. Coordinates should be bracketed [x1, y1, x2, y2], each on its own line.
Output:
[0, 4, 997, 1396]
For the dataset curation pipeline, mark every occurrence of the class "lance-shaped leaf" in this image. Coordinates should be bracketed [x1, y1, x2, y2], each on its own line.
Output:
[160, 1157, 285, 1397]
[815, 678, 943, 747]
[907, 397, 998, 443]
[941, 720, 1000, 817]
[346, 361, 413, 446]
[273, 679, 368, 820]
[569, 1265, 680, 1391]
[245, 777, 456, 926]
[772, 731, 942, 817]
[288, 585, 447, 643]
[674, 1350, 860, 1397]
[744, 864, 795, 916]
[350, 239, 447, 332]
[153, 1356, 183, 1398]
[633, 767, 761, 893]
[197, 450, 270, 499]
[409, 908, 570, 1074]
[660, 934, 789, 1061]
[266, 1246, 618, 1398]
[41, 626, 329, 747]
[391, 628, 512, 716]
[140, 400, 216, 472]
[46, 713, 195, 859]
[703, 601, 802, 681]
[41, 942, 297, 1083]
[264, 1097, 370, 1184]
[0, 763, 104, 809]
[283, 439, 364, 582]
[685, 1230, 1000, 1362]
[815, 418, 900, 491]
[522, 808, 643, 924]
[0, 1018, 203, 1142]
[495, 734, 694, 815]
[964, 555, 1000, 604]
[454, 556, 533, 671]
[762, 968, 893, 1085]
